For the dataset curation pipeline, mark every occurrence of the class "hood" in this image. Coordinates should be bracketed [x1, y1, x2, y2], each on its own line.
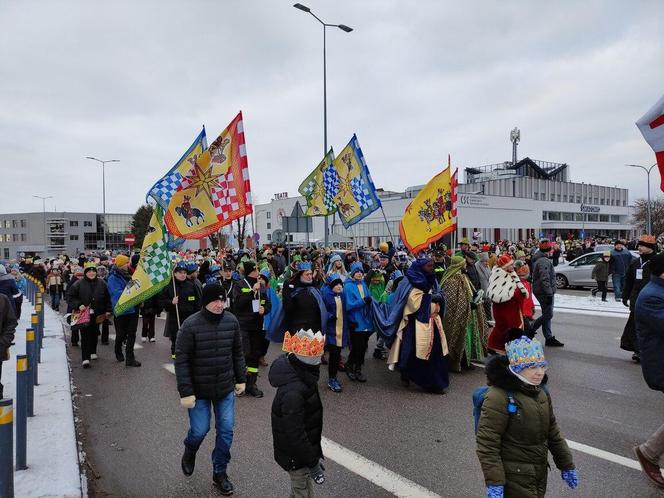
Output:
[0, 273, 15, 282]
[531, 251, 549, 264]
[110, 266, 131, 282]
[268, 353, 319, 388]
[485, 354, 548, 394]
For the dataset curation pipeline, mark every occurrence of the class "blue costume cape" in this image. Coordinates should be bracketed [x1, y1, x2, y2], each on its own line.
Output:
[343, 278, 373, 332]
[263, 285, 280, 331]
[267, 285, 328, 343]
[321, 285, 349, 347]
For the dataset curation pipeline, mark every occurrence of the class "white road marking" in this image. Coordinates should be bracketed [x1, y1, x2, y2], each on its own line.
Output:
[162, 363, 175, 374]
[566, 440, 641, 471]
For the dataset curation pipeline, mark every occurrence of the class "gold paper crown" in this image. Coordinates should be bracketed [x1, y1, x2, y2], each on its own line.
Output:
[282, 330, 325, 357]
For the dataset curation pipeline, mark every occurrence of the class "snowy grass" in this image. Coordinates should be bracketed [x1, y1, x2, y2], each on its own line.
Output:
[534, 292, 629, 317]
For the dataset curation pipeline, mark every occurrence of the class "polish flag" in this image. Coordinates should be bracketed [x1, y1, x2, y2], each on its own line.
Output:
[636, 94, 664, 192]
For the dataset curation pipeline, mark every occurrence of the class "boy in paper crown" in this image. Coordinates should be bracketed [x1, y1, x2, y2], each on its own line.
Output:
[477, 336, 578, 498]
[269, 329, 325, 497]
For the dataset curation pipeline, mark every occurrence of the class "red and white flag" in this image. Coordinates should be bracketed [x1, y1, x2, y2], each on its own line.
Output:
[636, 94, 664, 192]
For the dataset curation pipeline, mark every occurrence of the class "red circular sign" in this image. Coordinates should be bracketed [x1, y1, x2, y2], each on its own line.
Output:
[125, 234, 136, 246]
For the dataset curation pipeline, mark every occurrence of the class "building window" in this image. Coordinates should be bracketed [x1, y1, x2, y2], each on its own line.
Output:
[12, 234, 18, 242]
[84, 221, 93, 227]
[20, 234, 26, 242]
[70, 235, 79, 241]
[563, 195, 567, 202]
[534, 192, 538, 200]
[20, 220, 26, 228]
[12, 220, 18, 228]
[600, 214, 609, 222]
[622, 200, 626, 206]
[593, 197, 599, 205]
[70, 221, 78, 227]
[267, 234, 272, 241]
[267, 223, 271, 230]
[557, 194, 561, 202]
[548, 212, 561, 221]
[550, 194, 555, 201]
[587, 214, 599, 222]
[266, 212, 271, 219]
[563, 212, 574, 221]
[600, 199, 605, 205]
[611, 215, 620, 223]
[575, 213, 585, 221]
[3, 248, 8, 259]
[576, 196, 581, 203]
[3, 221, 9, 228]
[542, 211, 547, 220]
[540, 193, 546, 201]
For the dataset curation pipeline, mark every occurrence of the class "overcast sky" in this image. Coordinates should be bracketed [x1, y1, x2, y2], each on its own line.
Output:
[1, 0, 662, 216]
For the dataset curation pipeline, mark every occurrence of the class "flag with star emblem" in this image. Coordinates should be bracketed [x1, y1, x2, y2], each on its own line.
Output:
[331, 134, 381, 228]
[298, 149, 338, 216]
[159, 112, 253, 239]
[114, 205, 172, 315]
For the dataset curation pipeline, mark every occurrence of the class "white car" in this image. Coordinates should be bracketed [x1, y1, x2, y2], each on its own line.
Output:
[554, 251, 637, 289]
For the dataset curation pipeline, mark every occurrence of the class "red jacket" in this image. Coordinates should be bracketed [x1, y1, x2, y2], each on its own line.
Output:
[521, 279, 534, 319]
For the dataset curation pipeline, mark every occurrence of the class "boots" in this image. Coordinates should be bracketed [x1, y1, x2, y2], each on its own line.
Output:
[181, 446, 196, 476]
[345, 363, 358, 381]
[213, 472, 234, 496]
[354, 365, 367, 383]
[246, 372, 263, 398]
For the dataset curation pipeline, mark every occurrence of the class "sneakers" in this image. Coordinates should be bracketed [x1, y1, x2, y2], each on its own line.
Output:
[634, 446, 664, 488]
[327, 377, 343, 393]
[591, 288, 597, 297]
[125, 359, 142, 367]
[545, 337, 565, 347]
[141, 337, 147, 343]
[90, 354, 98, 360]
[181, 447, 196, 476]
[346, 366, 357, 381]
[149, 338, 156, 343]
[354, 367, 367, 383]
[213, 472, 234, 496]
[82, 360, 91, 369]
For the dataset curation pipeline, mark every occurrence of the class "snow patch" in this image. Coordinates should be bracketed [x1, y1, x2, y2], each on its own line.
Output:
[534, 293, 629, 317]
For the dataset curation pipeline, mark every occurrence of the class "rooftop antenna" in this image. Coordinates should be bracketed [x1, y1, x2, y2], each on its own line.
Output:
[510, 127, 520, 165]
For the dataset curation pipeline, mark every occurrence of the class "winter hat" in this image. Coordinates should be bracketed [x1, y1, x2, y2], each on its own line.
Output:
[514, 260, 530, 278]
[298, 261, 312, 271]
[602, 251, 611, 258]
[115, 254, 130, 268]
[506, 336, 547, 373]
[460, 237, 470, 246]
[329, 253, 342, 264]
[637, 234, 658, 251]
[282, 329, 325, 366]
[326, 273, 343, 288]
[0, 264, 6, 275]
[515, 250, 526, 259]
[650, 252, 664, 277]
[478, 252, 489, 263]
[185, 261, 199, 274]
[292, 255, 302, 263]
[243, 261, 257, 276]
[497, 254, 513, 269]
[350, 261, 364, 277]
[259, 267, 271, 279]
[202, 283, 227, 306]
[539, 239, 552, 252]
[464, 250, 478, 261]
[83, 261, 97, 274]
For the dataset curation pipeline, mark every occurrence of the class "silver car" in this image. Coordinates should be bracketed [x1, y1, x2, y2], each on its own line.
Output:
[554, 251, 637, 289]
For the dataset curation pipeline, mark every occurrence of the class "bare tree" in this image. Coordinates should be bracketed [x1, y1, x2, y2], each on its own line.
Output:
[631, 197, 664, 237]
[234, 216, 248, 249]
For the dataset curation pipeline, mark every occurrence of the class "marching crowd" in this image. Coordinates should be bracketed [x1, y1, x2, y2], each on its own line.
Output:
[0, 232, 662, 497]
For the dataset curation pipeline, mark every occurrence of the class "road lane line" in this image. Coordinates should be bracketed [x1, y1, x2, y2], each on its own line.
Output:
[163, 363, 175, 374]
[566, 440, 640, 470]
[321, 437, 441, 497]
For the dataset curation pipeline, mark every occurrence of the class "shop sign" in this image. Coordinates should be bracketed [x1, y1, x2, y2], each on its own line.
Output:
[580, 204, 600, 213]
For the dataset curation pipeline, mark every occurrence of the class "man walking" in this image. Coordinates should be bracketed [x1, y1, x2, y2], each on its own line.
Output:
[531, 239, 564, 347]
[107, 254, 141, 367]
[175, 284, 246, 496]
[610, 239, 634, 302]
[633, 252, 664, 489]
[0, 294, 18, 399]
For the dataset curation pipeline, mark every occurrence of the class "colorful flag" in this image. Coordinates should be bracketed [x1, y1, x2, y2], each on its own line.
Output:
[298, 149, 338, 216]
[399, 166, 455, 254]
[331, 135, 381, 228]
[636, 94, 664, 192]
[114, 205, 172, 315]
[162, 112, 253, 239]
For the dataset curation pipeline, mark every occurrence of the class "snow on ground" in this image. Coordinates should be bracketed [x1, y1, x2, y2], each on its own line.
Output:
[534, 292, 629, 317]
[3, 302, 82, 498]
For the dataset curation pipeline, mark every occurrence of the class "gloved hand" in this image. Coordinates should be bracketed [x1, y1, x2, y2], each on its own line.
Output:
[561, 468, 578, 489]
[309, 461, 325, 485]
[622, 298, 629, 307]
[364, 296, 372, 305]
[234, 383, 246, 396]
[486, 485, 504, 498]
[180, 395, 196, 409]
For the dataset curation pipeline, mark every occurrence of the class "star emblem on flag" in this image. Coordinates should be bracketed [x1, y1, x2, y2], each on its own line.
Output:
[183, 160, 221, 203]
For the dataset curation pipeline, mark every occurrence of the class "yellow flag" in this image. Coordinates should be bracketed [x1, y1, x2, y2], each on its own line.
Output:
[399, 167, 455, 254]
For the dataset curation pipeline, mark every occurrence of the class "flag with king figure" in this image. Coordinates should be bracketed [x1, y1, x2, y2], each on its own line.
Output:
[331, 134, 381, 228]
[298, 149, 338, 216]
[399, 165, 456, 254]
[114, 205, 172, 315]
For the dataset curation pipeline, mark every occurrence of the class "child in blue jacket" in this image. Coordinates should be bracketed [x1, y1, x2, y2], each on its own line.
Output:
[322, 274, 349, 392]
[343, 262, 373, 382]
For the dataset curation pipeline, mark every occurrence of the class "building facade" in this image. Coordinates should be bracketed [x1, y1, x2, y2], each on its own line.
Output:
[0, 212, 133, 259]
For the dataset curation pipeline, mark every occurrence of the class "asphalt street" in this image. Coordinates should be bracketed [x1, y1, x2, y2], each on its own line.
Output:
[67, 310, 664, 498]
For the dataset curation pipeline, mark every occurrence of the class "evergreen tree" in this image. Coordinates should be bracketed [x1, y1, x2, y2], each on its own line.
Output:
[131, 204, 153, 248]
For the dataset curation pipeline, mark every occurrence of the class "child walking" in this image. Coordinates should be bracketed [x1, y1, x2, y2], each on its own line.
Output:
[321, 274, 349, 393]
[591, 251, 611, 302]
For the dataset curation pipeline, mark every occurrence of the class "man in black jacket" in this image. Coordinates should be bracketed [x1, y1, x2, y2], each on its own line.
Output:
[0, 294, 18, 399]
[530, 240, 564, 347]
[269, 330, 325, 497]
[160, 262, 201, 360]
[175, 284, 246, 496]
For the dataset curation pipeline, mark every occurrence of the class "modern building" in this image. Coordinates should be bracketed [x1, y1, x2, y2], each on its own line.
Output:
[0, 211, 133, 259]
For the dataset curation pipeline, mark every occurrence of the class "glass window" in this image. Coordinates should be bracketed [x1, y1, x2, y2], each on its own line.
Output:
[563, 212, 574, 221]
[266, 223, 271, 230]
[593, 197, 599, 204]
[540, 193, 546, 201]
[266, 212, 271, 219]
[20, 220, 26, 228]
[550, 194, 555, 201]
[12, 220, 18, 228]
[600, 199, 605, 205]
[70, 221, 78, 227]
[542, 211, 547, 220]
[600, 214, 609, 222]
[622, 200, 626, 206]
[563, 195, 567, 202]
[3, 220, 9, 228]
[611, 215, 620, 223]
[548, 212, 561, 221]
[587, 214, 599, 222]
[534, 192, 538, 200]
[557, 194, 561, 202]
[84, 221, 93, 227]
[575, 213, 585, 221]
[70, 235, 79, 241]
[12, 233, 18, 242]
[3, 248, 8, 259]
[20, 234, 26, 242]
[576, 195, 581, 203]
[267, 233, 271, 241]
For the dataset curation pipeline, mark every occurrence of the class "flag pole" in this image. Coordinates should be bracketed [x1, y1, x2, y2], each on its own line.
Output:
[380, 206, 397, 247]
[172, 275, 181, 329]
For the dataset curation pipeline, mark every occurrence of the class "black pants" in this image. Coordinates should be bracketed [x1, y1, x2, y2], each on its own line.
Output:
[242, 329, 265, 374]
[260, 335, 270, 357]
[348, 331, 370, 369]
[71, 325, 79, 345]
[80, 322, 98, 362]
[114, 313, 139, 361]
[328, 345, 341, 379]
[14, 297, 22, 320]
[595, 281, 608, 300]
[101, 319, 110, 344]
[142, 314, 156, 339]
[0, 360, 4, 398]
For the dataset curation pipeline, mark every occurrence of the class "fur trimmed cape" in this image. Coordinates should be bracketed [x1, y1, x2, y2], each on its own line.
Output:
[487, 267, 528, 304]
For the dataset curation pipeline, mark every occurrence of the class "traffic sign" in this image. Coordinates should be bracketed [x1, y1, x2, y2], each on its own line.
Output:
[125, 234, 136, 246]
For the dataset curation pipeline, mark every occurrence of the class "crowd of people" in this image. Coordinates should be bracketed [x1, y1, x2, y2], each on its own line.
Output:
[0, 231, 662, 496]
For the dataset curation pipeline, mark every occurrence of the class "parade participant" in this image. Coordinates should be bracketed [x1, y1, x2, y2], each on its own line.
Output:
[476, 252, 493, 325]
[0, 264, 21, 316]
[610, 240, 634, 302]
[0, 293, 17, 400]
[259, 268, 280, 366]
[176, 284, 246, 496]
[633, 252, 664, 489]
[46, 267, 64, 310]
[66, 267, 84, 347]
[140, 294, 160, 343]
[432, 248, 450, 283]
[321, 274, 349, 393]
[231, 260, 270, 398]
[440, 255, 488, 372]
[281, 255, 302, 283]
[530, 240, 564, 347]
[344, 262, 373, 382]
[269, 329, 325, 497]
[186, 261, 204, 301]
[205, 264, 222, 286]
[107, 254, 142, 367]
[455, 237, 471, 257]
[477, 336, 577, 498]
[514, 261, 534, 334]
[220, 261, 235, 307]
[326, 253, 348, 281]
[95, 264, 111, 345]
[67, 262, 112, 368]
[10, 265, 26, 319]
[280, 262, 327, 336]
[486, 255, 529, 354]
[465, 251, 482, 292]
[160, 262, 201, 360]
[621, 234, 659, 363]
[272, 246, 287, 277]
[366, 269, 386, 302]
[591, 251, 611, 302]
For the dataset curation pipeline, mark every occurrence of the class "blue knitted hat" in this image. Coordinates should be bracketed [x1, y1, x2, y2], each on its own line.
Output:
[350, 262, 364, 276]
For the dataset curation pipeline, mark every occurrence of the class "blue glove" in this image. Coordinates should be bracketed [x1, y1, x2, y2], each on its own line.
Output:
[486, 485, 504, 498]
[561, 468, 578, 489]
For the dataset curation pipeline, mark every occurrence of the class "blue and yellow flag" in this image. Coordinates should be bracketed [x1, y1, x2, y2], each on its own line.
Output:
[114, 205, 172, 315]
[331, 135, 381, 228]
[298, 149, 338, 216]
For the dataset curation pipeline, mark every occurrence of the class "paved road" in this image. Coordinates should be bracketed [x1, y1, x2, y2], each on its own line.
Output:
[68, 311, 664, 498]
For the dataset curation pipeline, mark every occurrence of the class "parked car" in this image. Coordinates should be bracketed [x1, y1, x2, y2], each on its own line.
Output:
[555, 250, 638, 289]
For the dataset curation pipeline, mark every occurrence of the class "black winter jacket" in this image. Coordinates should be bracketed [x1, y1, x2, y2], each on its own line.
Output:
[282, 280, 322, 333]
[531, 251, 556, 297]
[0, 294, 17, 361]
[67, 276, 112, 315]
[175, 308, 246, 400]
[159, 278, 201, 338]
[623, 252, 656, 307]
[231, 276, 271, 331]
[269, 354, 323, 471]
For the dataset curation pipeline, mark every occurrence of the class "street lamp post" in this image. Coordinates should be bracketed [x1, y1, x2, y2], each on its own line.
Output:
[32, 195, 53, 256]
[293, 3, 353, 247]
[626, 163, 657, 234]
[85, 157, 120, 251]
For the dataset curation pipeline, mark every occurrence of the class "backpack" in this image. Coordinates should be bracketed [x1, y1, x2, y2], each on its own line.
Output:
[472, 385, 549, 433]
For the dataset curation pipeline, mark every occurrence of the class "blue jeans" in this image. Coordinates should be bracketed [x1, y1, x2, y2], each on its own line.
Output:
[184, 392, 235, 474]
[612, 274, 624, 300]
[51, 290, 60, 309]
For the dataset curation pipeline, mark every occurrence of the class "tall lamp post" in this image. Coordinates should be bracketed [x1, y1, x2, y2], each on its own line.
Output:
[32, 195, 53, 256]
[293, 3, 352, 247]
[85, 157, 120, 251]
[626, 163, 657, 234]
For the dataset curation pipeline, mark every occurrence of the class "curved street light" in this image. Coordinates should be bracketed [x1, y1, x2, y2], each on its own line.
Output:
[626, 163, 657, 234]
[85, 156, 120, 250]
